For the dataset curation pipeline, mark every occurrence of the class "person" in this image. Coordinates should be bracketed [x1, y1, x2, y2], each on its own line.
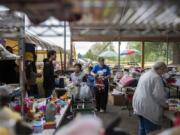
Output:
[132, 62, 168, 135]
[86, 66, 95, 98]
[43, 50, 56, 97]
[0, 46, 19, 84]
[70, 63, 85, 87]
[91, 57, 111, 113]
[70, 63, 86, 99]
[25, 52, 39, 98]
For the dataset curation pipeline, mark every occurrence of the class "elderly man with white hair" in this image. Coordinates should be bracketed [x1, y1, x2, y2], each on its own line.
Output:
[133, 62, 168, 135]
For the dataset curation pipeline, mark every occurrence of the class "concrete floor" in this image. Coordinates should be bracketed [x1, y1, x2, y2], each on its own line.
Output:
[97, 105, 138, 135]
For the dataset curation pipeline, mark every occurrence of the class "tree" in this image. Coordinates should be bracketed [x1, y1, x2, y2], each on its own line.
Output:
[84, 50, 95, 60]
[84, 42, 115, 60]
[128, 41, 168, 63]
[172, 43, 180, 64]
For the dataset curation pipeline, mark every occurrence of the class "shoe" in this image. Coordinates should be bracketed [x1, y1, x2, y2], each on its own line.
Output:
[95, 108, 100, 112]
[100, 109, 105, 113]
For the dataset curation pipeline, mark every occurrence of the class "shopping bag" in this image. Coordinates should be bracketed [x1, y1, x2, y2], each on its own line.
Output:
[79, 83, 92, 100]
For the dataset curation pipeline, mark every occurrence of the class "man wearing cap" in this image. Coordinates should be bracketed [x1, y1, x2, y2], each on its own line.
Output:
[91, 57, 111, 113]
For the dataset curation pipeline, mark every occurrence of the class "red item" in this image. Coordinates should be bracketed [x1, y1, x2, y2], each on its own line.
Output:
[127, 94, 133, 102]
[174, 117, 180, 127]
[44, 122, 56, 129]
[56, 104, 61, 114]
[96, 77, 105, 93]
[174, 112, 180, 127]
[167, 77, 176, 84]
[24, 105, 30, 113]
[14, 105, 21, 112]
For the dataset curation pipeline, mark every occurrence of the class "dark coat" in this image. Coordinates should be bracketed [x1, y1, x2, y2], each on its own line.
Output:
[0, 60, 19, 84]
[43, 61, 55, 91]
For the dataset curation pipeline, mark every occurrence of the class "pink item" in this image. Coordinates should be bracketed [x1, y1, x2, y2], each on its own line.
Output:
[119, 75, 135, 87]
[56, 104, 61, 114]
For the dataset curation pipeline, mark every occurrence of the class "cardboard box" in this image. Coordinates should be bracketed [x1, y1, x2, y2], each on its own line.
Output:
[108, 93, 127, 106]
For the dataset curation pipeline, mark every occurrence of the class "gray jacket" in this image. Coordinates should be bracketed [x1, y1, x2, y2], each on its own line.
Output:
[133, 69, 167, 125]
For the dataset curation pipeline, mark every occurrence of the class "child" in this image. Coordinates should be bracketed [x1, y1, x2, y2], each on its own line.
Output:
[86, 66, 95, 98]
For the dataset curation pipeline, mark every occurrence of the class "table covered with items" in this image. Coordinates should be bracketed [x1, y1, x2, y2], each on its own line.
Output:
[0, 83, 71, 135]
[164, 98, 180, 126]
[110, 68, 141, 115]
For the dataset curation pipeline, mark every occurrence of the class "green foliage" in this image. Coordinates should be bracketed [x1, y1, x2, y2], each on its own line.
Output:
[127, 42, 169, 63]
[84, 49, 96, 60]
[84, 42, 115, 61]
[83, 41, 172, 65]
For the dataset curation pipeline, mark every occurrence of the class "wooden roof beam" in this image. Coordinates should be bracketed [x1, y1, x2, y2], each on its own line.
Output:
[72, 35, 180, 42]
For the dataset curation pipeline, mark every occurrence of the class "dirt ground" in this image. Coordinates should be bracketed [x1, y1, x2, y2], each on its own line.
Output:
[97, 105, 138, 135]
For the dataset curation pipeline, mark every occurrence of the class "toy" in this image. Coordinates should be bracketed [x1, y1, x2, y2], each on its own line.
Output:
[45, 100, 56, 122]
[96, 76, 105, 93]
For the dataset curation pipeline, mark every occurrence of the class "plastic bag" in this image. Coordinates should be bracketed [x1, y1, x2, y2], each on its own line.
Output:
[79, 83, 93, 100]
[66, 83, 78, 98]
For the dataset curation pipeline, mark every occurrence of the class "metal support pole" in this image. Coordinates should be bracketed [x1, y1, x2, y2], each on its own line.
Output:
[43, 50, 46, 60]
[59, 49, 63, 72]
[118, 41, 121, 70]
[70, 40, 73, 65]
[64, 21, 67, 71]
[141, 42, 145, 69]
[19, 14, 25, 115]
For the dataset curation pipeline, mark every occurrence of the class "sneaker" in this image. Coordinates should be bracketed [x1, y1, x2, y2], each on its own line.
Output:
[100, 109, 105, 113]
[95, 108, 100, 112]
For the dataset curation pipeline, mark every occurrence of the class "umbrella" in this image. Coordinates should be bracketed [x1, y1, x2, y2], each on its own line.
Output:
[99, 51, 118, 58]
[120, 49, 141, 56]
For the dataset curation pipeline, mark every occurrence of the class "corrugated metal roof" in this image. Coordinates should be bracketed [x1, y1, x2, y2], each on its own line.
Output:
[1, 0, 180, 41]
[70, 0, 180, 41]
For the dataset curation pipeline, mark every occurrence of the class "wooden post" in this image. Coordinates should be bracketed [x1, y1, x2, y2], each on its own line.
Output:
[141, 42, 145, 69]
[166, 41, 169, 65]
[118, 41, 121, 69]
[60, 51, 63, 72]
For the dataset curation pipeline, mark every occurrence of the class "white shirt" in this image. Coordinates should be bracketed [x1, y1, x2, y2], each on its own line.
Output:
[133, 69, 167, 125]
[70, 72, 85, 85]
